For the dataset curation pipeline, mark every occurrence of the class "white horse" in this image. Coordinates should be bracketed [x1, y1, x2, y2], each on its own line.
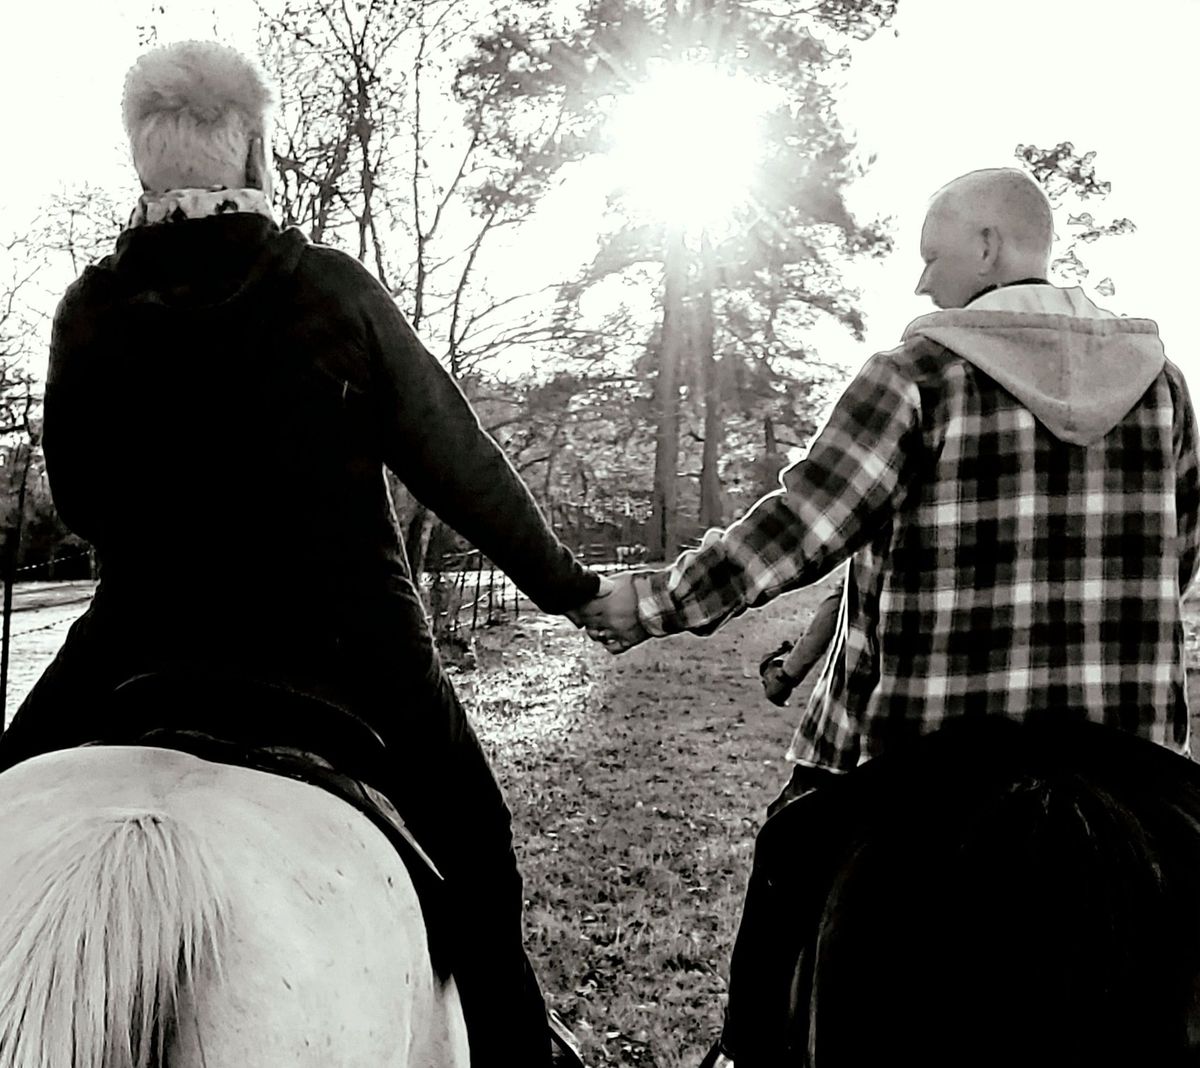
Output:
[0, 745, 468, 1068]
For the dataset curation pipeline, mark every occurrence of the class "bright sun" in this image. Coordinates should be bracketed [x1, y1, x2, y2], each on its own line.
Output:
[603, 62, 778, 233]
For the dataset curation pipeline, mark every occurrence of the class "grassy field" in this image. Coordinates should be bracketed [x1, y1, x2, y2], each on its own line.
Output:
[0, 582, 799, 1068]
[7, 579, 1200, 1067]
[465, 581, 1200, 1068]
[464, 573, 855, 1068]
[0, 579, 824, 1066]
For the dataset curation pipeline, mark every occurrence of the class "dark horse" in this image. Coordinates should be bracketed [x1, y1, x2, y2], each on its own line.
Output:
[723, 717, 1200, 1068]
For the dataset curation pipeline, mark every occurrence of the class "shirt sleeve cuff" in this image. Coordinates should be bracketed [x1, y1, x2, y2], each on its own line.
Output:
[632, 571, 674, 638]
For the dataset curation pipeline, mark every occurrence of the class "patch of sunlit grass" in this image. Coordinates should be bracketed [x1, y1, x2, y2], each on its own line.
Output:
[461, 563, 1200, 1067]
[463, 592, 833, 1067]
[456, 620, 604, 759]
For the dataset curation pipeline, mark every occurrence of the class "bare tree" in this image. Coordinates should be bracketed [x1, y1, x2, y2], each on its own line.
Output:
[258, 0, 602, 581]
[0, 232, 45, 724]
[1015, 142, 1136, 297]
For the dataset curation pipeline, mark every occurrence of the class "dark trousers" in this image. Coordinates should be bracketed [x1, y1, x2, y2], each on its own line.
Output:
[0, 596, 552, 1068]
[764, 761, 841, 820]
[716, 762, 840, 1062]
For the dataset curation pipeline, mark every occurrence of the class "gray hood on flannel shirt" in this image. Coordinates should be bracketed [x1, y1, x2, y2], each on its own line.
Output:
[903, 284, 1166, 445]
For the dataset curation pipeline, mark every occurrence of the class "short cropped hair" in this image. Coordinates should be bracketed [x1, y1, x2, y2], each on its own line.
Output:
[122, 40, 275, 191]
[931, 167, 1054, 257]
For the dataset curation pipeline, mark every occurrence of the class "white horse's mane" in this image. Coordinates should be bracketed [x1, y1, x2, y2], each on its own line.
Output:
[0, 810, 227, 1068]
[0, 747, 468, 1067]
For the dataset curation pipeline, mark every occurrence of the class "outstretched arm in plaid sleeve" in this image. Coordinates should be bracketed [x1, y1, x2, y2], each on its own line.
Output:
[632, 352, 924, 639]
[1171, 362, 1200, 596]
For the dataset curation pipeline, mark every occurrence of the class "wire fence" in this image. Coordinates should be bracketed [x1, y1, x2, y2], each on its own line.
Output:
[0, 536, 673, 725]
[421, 540, 653, 638]
[0, 540, 656, 643]
[12, 549, 94, 579]
[423, 549, 522, 639]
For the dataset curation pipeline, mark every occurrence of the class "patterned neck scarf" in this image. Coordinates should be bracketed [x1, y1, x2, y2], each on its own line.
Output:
[128, 186, 275, 229]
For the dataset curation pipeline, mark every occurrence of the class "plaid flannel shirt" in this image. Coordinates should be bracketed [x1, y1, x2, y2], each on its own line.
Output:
[634, 332, 1200, 772]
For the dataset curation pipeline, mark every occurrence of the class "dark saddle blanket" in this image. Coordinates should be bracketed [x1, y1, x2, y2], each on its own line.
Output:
[92, 672, 452, 977]
[724, 717, 1200, 1066]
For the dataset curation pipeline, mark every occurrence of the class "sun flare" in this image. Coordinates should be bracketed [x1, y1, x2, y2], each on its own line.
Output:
[603, 63, 778, 232]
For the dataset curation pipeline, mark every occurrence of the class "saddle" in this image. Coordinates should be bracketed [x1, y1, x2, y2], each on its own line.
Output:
[92, 671, 452, 977]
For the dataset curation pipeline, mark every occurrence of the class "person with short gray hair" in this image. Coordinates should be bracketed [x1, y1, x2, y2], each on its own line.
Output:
[0, 39, 596, 1068]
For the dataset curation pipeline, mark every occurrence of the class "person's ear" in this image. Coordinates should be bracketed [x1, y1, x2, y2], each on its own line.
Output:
[979, 225, 1001, 273]
[245, 136, 271, 194]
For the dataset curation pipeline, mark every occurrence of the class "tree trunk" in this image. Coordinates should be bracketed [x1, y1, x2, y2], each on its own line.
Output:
[758, 415, 784, 499]
[698, 229, 723, 530]
[404, 504, 438, 578]
[649, 225, 687, 562]
[1, 442, 33, 729]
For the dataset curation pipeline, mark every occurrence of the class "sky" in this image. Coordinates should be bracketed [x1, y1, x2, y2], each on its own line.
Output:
[2, 0, 1199, 379]
[832, 0, 1200, 374]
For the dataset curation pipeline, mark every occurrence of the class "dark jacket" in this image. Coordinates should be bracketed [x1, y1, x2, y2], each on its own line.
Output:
[42, 214, 597, 678]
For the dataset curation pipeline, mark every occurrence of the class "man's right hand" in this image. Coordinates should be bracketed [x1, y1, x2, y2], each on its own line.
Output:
[567, 572, 649, 654]
[760, 658, 798, 707]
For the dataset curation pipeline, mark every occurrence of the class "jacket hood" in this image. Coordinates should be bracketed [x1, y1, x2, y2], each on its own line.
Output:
[97, 214, 308, 310]
[903, 284, 1165, 445]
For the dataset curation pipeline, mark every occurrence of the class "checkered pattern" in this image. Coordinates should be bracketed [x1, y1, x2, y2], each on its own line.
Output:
[634, 339, 1200, 771]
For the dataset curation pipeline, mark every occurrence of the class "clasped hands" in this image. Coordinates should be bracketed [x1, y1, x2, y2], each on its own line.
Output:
[567, 572, 648, 654]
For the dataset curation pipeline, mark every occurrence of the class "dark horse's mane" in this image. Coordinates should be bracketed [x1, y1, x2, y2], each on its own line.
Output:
[734, 717, 1200, 1068]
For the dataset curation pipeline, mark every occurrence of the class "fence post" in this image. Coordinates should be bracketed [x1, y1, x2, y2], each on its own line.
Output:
[453, 560, 470, 637]
[1, 441, 34, 730]
[470, 551, 484, 632]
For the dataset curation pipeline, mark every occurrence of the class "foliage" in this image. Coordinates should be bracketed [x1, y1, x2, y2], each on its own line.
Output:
[467, 0, 896, 545]
[0, 232, 60, 574]
[259, 0, 601, 360]
[0, 236, 41, 424]
[257, 0, 608, 575]
[33, 185, 128, 281]
[0, 0, 901, 580]
[0, 455, 89, 575]
[257, 0, 416, 269]
[1015, 141, 1135, 297]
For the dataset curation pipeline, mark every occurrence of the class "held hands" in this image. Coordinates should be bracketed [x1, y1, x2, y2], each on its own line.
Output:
[567, 572, 649, 654]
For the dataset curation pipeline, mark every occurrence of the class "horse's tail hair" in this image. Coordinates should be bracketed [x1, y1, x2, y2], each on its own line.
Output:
[0, 809, 227, 1068]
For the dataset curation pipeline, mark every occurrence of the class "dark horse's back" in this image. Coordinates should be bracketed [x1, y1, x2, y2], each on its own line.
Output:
[730, 717, 1200, 1068]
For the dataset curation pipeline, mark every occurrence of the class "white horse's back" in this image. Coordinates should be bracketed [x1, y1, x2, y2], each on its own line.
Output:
[0, 746, 467, 1068]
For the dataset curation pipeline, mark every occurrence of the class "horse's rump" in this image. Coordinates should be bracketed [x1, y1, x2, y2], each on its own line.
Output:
[0, 746, 467, 1068]
[734, 718, 1200, 1068]
[0, 803, 225, 1068]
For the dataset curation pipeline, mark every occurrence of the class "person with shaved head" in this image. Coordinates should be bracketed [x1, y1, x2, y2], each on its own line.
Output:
[576, 166, 1200, 1066]
[0, 39, 596, 1068]
[916, 167, 1056, 309]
